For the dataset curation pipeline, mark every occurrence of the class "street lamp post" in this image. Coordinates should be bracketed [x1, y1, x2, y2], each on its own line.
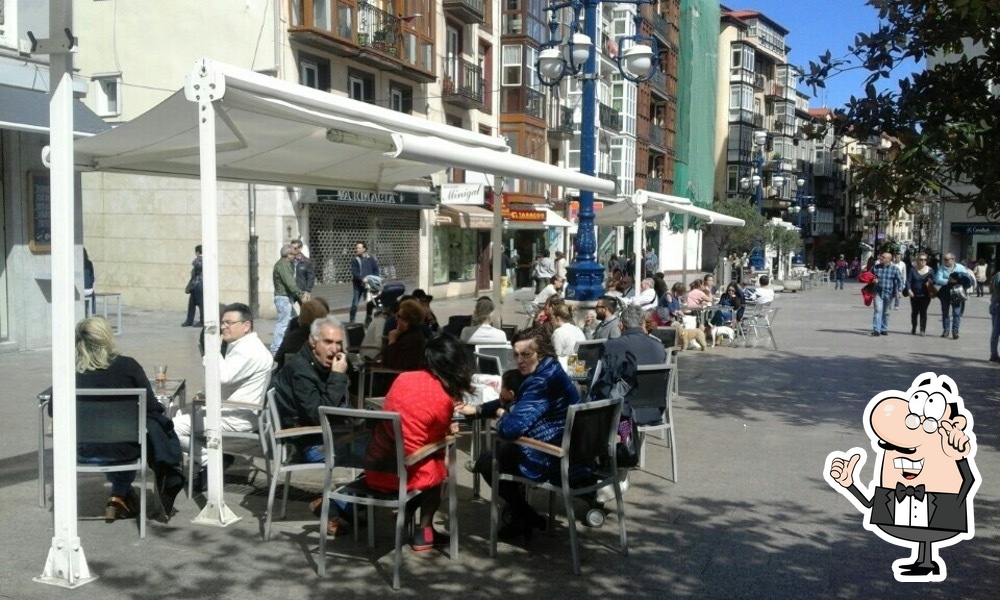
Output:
[739, 129, 769, 271]
[537, 0, 658, 301]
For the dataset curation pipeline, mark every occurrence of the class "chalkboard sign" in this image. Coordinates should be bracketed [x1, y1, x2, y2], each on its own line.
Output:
[28, 172, 51, 253]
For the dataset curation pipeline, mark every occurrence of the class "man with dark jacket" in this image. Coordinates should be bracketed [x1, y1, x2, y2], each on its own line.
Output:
[291, 239, 316, 300]
[588, 305, 666, 418]
[271, 315, 351, 462]
[350, 241, 380, 324]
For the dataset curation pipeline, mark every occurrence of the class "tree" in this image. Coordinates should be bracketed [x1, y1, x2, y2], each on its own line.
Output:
[767, 223, 804, 263]
[803, 0, 1000, 218]
[709, 197, 768, 258]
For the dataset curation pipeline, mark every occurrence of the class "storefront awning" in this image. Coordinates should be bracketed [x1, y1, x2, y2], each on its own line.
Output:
[0, 84, 109, 137]
[440, 204, 495, 229]
[543, 208, 573, 228]
[594, 191, 746, 227]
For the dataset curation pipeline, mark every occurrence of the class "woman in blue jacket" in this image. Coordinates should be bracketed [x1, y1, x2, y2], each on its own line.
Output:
[471, 326, 580, 541]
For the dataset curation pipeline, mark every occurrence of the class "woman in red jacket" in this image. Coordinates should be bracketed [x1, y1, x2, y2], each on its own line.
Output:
[364, 333, 472, 551]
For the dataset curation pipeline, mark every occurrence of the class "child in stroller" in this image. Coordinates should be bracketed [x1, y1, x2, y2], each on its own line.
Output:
[364, 276, 405, 327]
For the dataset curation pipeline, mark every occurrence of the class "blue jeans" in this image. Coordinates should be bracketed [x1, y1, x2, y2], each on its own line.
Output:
[349, 286, 365, 323]
[991, 304, 1000, 357]
[303, 444, 351, 515]
[835, 276, 844, 290]
[939, 296, 964, 334]
[271, 296, 293, 352]
[872, 295, 891, 333]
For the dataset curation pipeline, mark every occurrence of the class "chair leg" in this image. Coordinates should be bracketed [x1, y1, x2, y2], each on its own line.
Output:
[489, 459, 499, 557]
[318, 496, 330, 576]
[38, 403, 47, 508]
[448, 445, 459, 560]
[669, 427, 678, 483]
[613, 480, 628, 557]
[264, 462, 281, 541]
[563, 485, 581, 575]
[392, 501, 406, 591]
[139, 468, 147, 540]
[280, 472, 291, 519]
[638, 431, 647, 469]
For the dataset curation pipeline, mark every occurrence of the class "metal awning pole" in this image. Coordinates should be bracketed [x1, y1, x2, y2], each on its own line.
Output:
[491, 176, 505, 307]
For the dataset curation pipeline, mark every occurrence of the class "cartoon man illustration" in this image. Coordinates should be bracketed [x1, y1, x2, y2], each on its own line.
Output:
[825, 372, 980, 582]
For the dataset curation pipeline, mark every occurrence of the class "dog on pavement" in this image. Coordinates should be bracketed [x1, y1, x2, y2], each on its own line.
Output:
[711, 325, 735, 347]
[671, 322, 707, 351]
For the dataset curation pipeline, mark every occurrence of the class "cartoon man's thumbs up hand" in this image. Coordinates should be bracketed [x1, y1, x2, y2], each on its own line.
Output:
[830, 453, 861, 488]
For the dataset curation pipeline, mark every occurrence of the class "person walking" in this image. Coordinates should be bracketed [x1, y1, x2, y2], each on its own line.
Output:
[181, 244, 204, 327]
[869, 251, 904, 337]
[906, 253, 934, 335]
[290, 239, 316, 304]
[891, 252, 907, 309]
[973, 258, 988, 297]
[989, 258, 1000, 364]
[349, 241, 379, 324]
[834, 254, 848, 290]
[933, 253, 969, 339]
[272, 244, 308, 353]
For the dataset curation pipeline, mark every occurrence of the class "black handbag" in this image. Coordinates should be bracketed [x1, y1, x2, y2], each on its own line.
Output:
[615, 417, 641, 469]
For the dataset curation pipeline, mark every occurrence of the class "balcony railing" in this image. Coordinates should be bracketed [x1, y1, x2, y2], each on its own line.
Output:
[599, 102, 622, 131]
[357, 2, 400, 57]
[648, 12, 670, 42]
[442, 56, 484, 108]
[648, 125, 664, 148]
[443, 0, 485, 25]
[645, 178, 664, 194]
[649, 69, 667, 93]
[501, 86, 545, 120]
[548, 106, 575, 141]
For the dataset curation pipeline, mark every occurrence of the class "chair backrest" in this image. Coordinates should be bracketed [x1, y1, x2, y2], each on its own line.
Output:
[475, 345, 514, 371]
[500, 324, 518, 342]
[629, 365, 671, 425]
[445, 315, 473, 338]
[474, 353, 502, 375]
[344, 323, 366, 352]
[574, 339, 605, 368]
[650, 327, 677, 349]
[319, 406, 405, 483]
[76, 388, 147, 445]
[562, 398, 623, 464]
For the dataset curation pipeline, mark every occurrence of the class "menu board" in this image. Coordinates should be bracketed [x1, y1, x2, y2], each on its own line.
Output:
[28, 172, 51, 253]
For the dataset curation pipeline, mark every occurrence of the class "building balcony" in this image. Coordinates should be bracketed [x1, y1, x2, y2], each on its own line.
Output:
[646, 12, 670, 42]
[548, 106, 575, 142]
[649, 70, 668, 97]
[443, 0, 486, 25]
[648, 125, 665, 149]
[442, 57, 484, 109]
[599, 102, 622, 131]
[288, 1, 436, 83]
[645, 177, 664, 194]
[765, 84, 786, 99]
[501, 85, 545, 121]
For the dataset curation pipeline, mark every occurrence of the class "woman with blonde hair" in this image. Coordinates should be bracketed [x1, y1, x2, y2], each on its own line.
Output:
[550, 303, 586, 357]
[73, 317, 185, 519]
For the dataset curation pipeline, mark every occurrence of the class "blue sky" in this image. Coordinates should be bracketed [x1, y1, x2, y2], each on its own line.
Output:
[734, 0, 890, 109]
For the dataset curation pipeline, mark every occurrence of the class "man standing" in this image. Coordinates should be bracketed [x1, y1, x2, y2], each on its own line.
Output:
[892, 252, 907, 309]
[644, 246, 658, 278]
[591, 295, 622, 340]
[834, 254, 849, 290]
[174, 302, 274, 486]
[350, 241, 380, 324]
[533, 250, 555, 293]
[272, 245, 308, 353]
[290, 239, 316, 304]
[870, 251, 905, 336]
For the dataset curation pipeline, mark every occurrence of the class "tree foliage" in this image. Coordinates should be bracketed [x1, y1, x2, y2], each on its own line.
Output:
[710, 197, 768, 256]
[766, 223, 804, 260]
[802, 0, 1000, 219]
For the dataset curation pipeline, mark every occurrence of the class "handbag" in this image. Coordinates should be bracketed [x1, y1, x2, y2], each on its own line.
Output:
[924, 279, 938, 298]
[615, 417, 641, 469]
[184, 279, 195, 294]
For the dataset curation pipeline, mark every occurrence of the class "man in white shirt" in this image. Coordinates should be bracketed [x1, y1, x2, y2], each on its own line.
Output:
[754, 275, 775, 303]
[892, 252, 907, 309]
[631, 277, 658, 310]
[533, 275, 565, 306]
[174, 302, 274, 469]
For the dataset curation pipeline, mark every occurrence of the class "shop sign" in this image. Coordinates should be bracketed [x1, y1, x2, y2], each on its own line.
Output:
[315, 189, 432, 207]
[440, 183, 485, 205]
[953, 222, 1000, 234]
[509, 209, 546, 222]
[568, 200, 605, 222]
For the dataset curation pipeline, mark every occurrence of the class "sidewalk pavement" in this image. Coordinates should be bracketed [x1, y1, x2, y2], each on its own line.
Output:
[1, 286, 997, 599]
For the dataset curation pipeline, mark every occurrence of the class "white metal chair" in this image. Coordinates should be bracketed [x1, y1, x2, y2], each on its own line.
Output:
[630, 365, 678, 481]
[259, 389, 326, 541]
[317, 406, 458, 590]
[474, 352, 503, 376]
[489, 398, 627, 575]
[75, 388, 153, 538]
[741, 304, 780, 351]
[475, 344, 515, 371]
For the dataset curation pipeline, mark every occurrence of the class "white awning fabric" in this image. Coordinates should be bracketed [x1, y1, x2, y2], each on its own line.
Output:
[74, 60, 616, 195]
[595, 190, 745, 227]
[440, 204, 495, 229]
[543, 208, 573, 228]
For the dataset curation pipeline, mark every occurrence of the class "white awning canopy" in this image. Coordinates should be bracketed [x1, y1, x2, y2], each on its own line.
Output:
[543, 208, 573, 228]
[595, 190, 746, 227]
[74, 60, 615, 195]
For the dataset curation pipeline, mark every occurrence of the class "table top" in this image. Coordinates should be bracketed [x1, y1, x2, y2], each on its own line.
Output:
[154, 378, 186, 403]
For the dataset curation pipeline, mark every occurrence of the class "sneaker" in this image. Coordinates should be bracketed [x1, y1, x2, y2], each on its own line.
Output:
[953, 333, 960, 340]
[411, 526, 449, 552]
[941, 332, 949, 338]
[989, 356, 1000, 363]
[870, 331, 879, 337]
[880, 331, 889, 336]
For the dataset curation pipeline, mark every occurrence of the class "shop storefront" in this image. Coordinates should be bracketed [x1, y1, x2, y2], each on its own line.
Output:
[952, 222, 1000, 265]
[306, 188, 434, 311]
[433, 184, 494, 291]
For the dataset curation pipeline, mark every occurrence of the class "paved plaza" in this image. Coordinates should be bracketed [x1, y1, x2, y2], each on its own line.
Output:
[0, 284, 997, 599]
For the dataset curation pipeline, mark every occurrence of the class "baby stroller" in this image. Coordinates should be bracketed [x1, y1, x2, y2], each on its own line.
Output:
[365, 277, 405, 326]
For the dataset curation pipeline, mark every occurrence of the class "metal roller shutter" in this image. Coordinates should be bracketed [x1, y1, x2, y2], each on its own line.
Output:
[309, 204, 421, 313]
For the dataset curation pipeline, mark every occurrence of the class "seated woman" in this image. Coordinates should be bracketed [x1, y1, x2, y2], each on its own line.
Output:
[74, 317, 185, 519]
[382, 299, 427, 371]
[468, 326, 581, 541]
[365, 334, 472, 551]
[684, 279, 712, 309]
[712, 283, 745, 326]
[655, 281, 687, 325]
[550, 304, 586, 357]
[460, 297, 508, 345]
[273, 298, 330, 370]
